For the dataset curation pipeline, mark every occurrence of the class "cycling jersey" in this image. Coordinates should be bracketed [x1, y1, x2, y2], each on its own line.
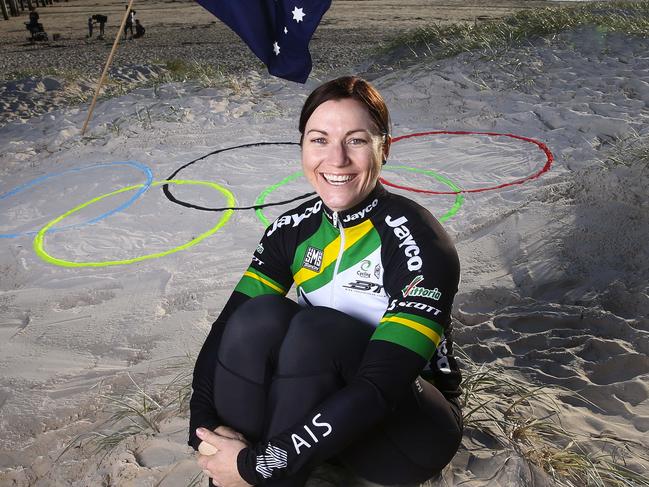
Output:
[189, 183, 462, 484]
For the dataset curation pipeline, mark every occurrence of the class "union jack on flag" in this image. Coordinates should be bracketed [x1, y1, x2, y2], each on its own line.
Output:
[195, 0, 332, 83]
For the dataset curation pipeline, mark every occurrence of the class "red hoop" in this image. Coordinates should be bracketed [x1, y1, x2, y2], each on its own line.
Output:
[380, 131, 554, 195]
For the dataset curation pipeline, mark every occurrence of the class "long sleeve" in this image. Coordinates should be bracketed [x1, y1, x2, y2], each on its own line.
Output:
[188, 291, 248, 450]
[236, 340, 425, 483]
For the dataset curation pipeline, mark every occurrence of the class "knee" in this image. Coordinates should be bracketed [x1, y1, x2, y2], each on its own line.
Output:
[274, 307, 331, 373]
[228, 295, 294, 332]
[277, 307, 365, 374]
[219, 295, 297, 360]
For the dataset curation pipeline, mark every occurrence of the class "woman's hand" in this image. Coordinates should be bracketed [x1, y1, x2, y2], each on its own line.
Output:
[196, 427, 252, 487]
[213, 425, 249, 443]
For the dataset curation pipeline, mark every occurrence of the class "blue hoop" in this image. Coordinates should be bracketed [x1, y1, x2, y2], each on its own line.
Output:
[0, 161, 154, 238]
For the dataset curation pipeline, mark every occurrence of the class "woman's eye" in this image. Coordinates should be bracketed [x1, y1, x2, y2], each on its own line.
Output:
[311, 137, 326, 144]
[347, 138, 367, 145]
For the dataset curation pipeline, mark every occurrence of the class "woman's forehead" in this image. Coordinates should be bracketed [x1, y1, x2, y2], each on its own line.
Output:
[306, 99, 378, 131]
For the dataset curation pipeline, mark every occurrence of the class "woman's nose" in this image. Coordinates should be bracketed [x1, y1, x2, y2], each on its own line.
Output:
[328, 142, 349, 166]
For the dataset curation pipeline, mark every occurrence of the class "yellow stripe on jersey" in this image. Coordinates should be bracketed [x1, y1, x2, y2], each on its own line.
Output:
[379, 315, 443, 348]
[294, 219, 374, 286]
[242, 271, 286, 294]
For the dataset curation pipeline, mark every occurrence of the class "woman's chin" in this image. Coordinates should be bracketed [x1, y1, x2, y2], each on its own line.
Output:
[320, 193, 354, 212]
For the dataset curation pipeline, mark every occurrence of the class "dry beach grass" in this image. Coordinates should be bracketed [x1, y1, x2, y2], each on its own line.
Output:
[0, 0, 567, 76]
[0, 0, 566, 126]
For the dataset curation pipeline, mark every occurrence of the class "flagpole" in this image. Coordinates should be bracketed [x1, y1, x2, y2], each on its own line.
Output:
[81, 0, 135, 136]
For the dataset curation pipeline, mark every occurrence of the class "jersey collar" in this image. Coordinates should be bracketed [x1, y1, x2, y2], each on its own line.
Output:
[322, 184, 388, 228]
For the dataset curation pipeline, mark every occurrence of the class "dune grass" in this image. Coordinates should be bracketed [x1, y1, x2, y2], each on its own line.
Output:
[456, 345, 649, 486]
[604, 131, 649, 173]
[59, 354, 193, 458]
[382, 1, 649, 62]
[157, 58, 228, 87]
[61, 340, 649, 486]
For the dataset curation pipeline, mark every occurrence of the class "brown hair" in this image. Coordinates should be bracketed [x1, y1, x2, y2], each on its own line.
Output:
[298, 76, 391, 143]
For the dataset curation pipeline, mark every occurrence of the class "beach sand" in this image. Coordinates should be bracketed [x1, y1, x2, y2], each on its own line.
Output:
[1, 0, 566, 126]
[1, 1, 648, 486]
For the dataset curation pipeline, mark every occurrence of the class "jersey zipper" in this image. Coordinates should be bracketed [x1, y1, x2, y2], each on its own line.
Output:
[330, 211, 344, 307]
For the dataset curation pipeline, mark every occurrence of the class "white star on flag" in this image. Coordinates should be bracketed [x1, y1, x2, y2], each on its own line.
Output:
[284, 26, 288, 34]
[292, 7, 305, 23]
[273, 41, 281, 55]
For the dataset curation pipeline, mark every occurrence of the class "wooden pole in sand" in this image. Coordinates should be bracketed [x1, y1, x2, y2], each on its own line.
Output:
[7, 0, 18, 16]
[81, 0, 134, 135]
[1, 0, 9, 21]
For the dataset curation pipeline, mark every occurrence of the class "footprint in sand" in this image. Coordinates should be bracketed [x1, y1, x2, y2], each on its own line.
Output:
[0, 313, 30, 340]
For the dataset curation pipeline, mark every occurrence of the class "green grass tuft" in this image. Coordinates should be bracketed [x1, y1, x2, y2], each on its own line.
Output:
[157, 58, 228, 87]
[382, 1, 649, 62]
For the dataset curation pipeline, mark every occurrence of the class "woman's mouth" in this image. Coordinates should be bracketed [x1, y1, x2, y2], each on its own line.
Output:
[322, 173, 355, 186]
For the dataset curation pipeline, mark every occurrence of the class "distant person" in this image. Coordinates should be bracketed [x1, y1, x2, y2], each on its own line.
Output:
[87, 16, 93, 38]
[25, 8, 47, 41]
[26, 8, 39, 32]
[28, 8, 39, 25]
[123, 6, 135, 39]
[133, 19, 145, 38]
[92, 14, 108, 38]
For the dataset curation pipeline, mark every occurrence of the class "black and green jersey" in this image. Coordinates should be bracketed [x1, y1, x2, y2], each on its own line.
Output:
[189, 184, 462, 484]
[235, 184, 460, 375]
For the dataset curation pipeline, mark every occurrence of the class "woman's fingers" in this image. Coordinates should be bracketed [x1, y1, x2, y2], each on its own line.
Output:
[214, 425, 248, 443]
[196, 427, 225, 446]
[196, 428, 250, 486]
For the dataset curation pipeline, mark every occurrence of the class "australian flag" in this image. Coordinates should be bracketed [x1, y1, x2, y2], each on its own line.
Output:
[195, 0, 331, 83]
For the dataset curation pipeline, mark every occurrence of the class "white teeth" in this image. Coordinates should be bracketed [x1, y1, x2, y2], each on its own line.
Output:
[323, 174, 354, 185]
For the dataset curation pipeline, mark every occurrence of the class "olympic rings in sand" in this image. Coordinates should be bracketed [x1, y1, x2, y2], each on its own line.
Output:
[163, 141, 314, 211]
[163, 132, 552, 214]
[0, 161, 154, 239]
[381, 131, 554, 194]
[254, 166, 464, 228]
[33, 180, 235, 268]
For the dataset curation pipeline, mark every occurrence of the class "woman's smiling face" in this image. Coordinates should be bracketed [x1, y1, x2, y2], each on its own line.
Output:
[301, 98, 388, 213]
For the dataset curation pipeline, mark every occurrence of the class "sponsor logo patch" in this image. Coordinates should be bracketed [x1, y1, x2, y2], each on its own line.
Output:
[302, 246, 323, 272]
[255, 444, 288, 479]
[256, 243, 264, 254]
[374, 263, 382, 280]
[342, 198, 378, 223]
[385, 215, 422, 271]
[267, 200, 322, 237]
[387, 297, 442, 316]
[252, 255, 264, 266]
[356, 259, 372, 278]
[402, 276, 442, 300]
[343, 279, 384, 295]
[291, 413, 333, 455]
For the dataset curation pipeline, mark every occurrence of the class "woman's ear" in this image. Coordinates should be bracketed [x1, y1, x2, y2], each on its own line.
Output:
[382, 134, 392, 163]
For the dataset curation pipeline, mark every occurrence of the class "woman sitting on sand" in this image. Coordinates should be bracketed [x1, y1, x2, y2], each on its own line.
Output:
[189, 76, 463, 487]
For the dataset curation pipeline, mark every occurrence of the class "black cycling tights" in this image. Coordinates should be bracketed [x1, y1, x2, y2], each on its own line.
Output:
[211, 295, 462, 486]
